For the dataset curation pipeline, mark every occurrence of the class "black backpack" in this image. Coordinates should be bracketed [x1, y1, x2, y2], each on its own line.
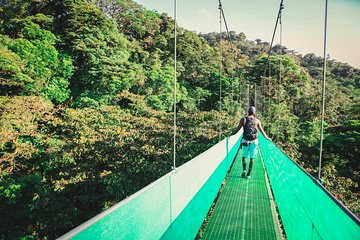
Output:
[243, 117, 258, 141]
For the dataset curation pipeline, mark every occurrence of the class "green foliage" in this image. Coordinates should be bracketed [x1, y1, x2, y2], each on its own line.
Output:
[144, 64, 174, 111]
[324, 120, 360, 181]
[0, 14, 73, 103]
[56, 0, 135, 104]
[0, 38, 31, 94]
[321, 164, 359, 216]
[0, 95, 237, 238]
[0, 96, 54, 174]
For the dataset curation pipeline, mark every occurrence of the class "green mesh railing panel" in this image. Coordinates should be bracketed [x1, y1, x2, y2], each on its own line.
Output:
[70, 175, 171, 240]
[161, 150, 229, 239]
[58, 130, 242, 240]
[161, 135, 241, 239]
[259, 134, 360, 240]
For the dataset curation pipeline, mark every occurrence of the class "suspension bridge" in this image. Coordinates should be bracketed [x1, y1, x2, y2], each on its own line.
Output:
[58, 0, 360, 239]
[58, 130, 360, 240]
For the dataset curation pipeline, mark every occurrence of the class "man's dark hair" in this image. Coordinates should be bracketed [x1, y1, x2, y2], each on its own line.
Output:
[248, 106, 256, 115]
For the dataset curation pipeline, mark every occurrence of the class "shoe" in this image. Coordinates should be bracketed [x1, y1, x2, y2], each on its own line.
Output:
[246, 175, 251, 179]
[241, 170, 247, 178]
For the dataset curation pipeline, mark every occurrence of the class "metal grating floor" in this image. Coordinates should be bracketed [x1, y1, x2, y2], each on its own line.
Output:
[201, 149, 282, 240]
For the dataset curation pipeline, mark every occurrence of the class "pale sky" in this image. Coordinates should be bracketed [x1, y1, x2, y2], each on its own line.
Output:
[134, 0, 360, 68]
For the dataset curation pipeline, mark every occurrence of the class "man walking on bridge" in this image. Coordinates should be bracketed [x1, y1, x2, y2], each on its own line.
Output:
[232, 106, 271, 178]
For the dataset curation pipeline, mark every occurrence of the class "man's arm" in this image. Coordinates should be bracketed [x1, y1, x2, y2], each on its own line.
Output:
[231, 118, 244, 135]
[257, 119, 271, 140]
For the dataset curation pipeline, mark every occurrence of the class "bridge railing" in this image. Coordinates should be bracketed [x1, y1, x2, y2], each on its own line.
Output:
[259, 134, 360, 240]
[58, 130, 242, 240]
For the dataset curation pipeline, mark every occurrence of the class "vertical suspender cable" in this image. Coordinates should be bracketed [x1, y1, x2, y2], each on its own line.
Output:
[247, 80, 250, 110]
[261, 77, 263, 116]
[262, 72, 265, 118]
[239, 71, 243, 110]
[219, 2, 222, 141]
[254, 83, 257, 108]
[173, 0, 177, 170]
[262, 59, 271, 131]
[268, 58, 271, 136]
[170, 0, 177, 229]
[268, 0, 284, 58]
[262, 0, 284, 137]
[277, 13, 283, 140]
[232, 78, 234, 109]
[279, 14, 283, 84]
[219, 1, 241, 116]
[262, 68, 266, 129]
[318, 0, 328, 181]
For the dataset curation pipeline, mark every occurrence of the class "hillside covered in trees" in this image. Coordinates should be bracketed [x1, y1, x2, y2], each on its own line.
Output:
[0, 0, 359, 238]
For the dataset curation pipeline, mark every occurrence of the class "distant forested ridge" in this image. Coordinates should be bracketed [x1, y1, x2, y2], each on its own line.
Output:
[0, 0, 359, 238]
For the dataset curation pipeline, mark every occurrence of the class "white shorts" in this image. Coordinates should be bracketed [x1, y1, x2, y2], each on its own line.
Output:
[241, 140, 259, 159]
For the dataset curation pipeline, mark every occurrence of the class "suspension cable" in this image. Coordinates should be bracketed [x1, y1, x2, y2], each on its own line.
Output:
[261, 0, 284, 138]
[247, 80, 250, 110]
[267, 58, 272, 136]
[277, 11, 283, 141]
[318, 0, 328, 181]
[254, 82, 257, 108]
[263, 57, 272, 135]
[219, 0, 244, 116]
[219, 1, 223, 141]
[262, 56, 268, 129]
[270, 1, 284, 55]
[262, 0, 285, 80]
[261, 72, 265, 116]
[173, 0, 177, 170]
[219, 4, 235, 105]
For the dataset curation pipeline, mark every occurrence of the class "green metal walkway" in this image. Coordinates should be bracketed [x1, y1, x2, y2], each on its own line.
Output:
[201, 149, 282, 240]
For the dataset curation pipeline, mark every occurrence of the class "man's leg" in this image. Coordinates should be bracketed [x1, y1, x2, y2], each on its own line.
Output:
[241, 157, 247, 177]
[247, 142, 259, 177]
[241, 144, 249, 177]
[242, 157, 247, 171]
[247, 158, 254, 176]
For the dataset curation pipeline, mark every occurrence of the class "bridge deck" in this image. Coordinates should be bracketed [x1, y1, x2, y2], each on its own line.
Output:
[201, 149, 283, 240]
